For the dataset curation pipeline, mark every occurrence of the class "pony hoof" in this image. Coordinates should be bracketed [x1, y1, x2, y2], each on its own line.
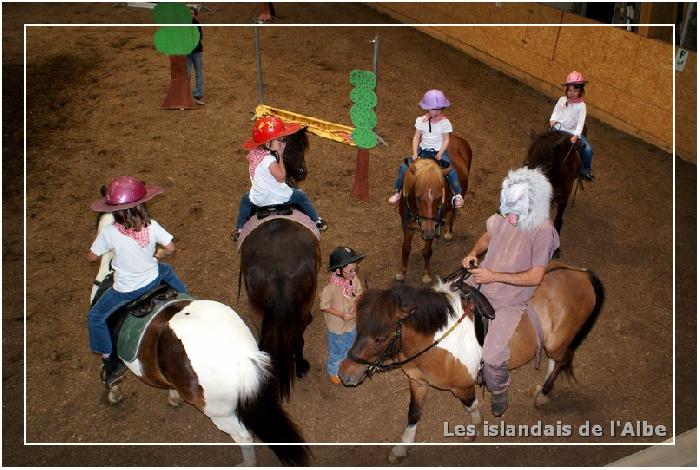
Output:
[107, 385, 123, 404]
[443, 232, 453, 241]
[395, 273, 405, 281]
[534, 385, 550, 408]
[296, 359, 310, 378]
[421, 274, 432, 284]
[387, 451, 405, 465]
[168, 389, 183, 407]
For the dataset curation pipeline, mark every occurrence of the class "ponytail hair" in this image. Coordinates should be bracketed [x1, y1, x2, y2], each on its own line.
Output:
[112, 203, 151, 231]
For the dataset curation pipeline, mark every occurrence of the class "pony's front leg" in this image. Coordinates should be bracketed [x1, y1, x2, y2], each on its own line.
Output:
[420, 238, 434, 284]
[209, 415, 257, 466]
[443, 206, 456, 241]
[107, 384, 123, 404]
[294, 328, 310, 379]
[451, 386, 482, 441]
[397, 228, 414, 281]
[168, 388, 183, 407]
[389, 379, 429, 464]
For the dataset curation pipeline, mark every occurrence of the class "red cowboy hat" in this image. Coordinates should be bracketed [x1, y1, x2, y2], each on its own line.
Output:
[90, 176, 164, 212]
[243, 116, 301, 150]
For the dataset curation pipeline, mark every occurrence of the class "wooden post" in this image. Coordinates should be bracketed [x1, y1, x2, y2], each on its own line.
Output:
[638, 3, 677, 42]
[351, 148, 370, 202]
[162, 56, 195, 110]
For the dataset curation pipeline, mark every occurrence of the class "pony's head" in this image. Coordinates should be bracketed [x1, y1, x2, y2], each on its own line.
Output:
[404, 159, 450, 240]
[525, 129, 575, 173]
[339, 282, 455, 386]
[282, 128, 309, 185]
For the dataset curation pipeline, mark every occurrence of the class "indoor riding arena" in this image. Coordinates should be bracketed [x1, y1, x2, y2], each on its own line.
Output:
[4, 2, 696, 467]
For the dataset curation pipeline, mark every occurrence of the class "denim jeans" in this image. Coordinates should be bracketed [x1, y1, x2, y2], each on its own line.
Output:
[326, 329, 357, 376]
[87, 263, 187, 354]
[186, 52, 204, 98]
[393, 147, 462, 194]
[235, 189, 319, 229]
[578, 135, 593, 173]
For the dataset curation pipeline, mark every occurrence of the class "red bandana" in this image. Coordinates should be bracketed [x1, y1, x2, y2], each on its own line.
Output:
[247, 148, 270, 179]
[566, 97, 583, 105]
[329, 273, 356, 299]
[114, 223, 150, 248]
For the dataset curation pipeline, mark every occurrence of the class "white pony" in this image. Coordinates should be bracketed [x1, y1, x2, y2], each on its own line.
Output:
[91, 213, 309, 466]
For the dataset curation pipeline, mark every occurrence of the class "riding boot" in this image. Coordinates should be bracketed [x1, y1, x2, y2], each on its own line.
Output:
[491, 390, 509, 417]
[101, 355, 126, 387]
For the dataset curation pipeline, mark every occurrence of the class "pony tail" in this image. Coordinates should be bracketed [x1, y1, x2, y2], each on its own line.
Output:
[236, 361, 311, 466]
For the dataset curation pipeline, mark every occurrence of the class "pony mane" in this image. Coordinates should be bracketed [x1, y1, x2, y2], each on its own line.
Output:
[525, 129, 571, 174]
[404, 159, 444, 196]
[283, 128, 309, 183]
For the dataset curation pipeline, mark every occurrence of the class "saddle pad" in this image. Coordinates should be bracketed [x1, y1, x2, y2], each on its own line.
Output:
[117, 293, 193, 363]
[237, 208, 320, 251]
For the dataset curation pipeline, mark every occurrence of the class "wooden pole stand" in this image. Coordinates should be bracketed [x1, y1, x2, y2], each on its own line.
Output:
[351, 148, 370, 202]
[162, 56, 195, 110]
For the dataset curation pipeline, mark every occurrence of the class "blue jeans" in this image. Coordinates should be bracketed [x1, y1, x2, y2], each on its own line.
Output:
[326, 329, 357, 376]
[87, 263, 187, 354]
[393, 147, 462, 194]
[578, 135, 593, 173]
[187, 52, 204, 98]
[235, 189, 320, 229]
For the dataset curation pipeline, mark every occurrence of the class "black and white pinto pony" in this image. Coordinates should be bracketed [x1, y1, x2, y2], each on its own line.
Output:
[92, 213, 309, 466]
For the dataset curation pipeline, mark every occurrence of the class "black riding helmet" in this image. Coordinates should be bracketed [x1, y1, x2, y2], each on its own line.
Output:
[328, 246, 366, 272]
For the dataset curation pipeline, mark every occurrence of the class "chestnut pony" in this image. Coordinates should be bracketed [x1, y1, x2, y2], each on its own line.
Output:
[340, 262, 604, 463]
[92, 213, 309, 467]
[238, 129, 321, 400]
[397, 135, 472, 284]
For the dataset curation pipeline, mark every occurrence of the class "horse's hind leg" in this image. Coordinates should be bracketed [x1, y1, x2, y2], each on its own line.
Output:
[209, 415, 257, 466]
[534, 349, 572, 408]
[389, 379, 429, 464]
[451, 386, 482, 440]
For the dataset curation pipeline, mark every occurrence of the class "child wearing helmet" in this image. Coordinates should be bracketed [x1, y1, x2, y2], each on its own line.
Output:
[320, 246, 366, 385]
[549, 71, 595, 181]
[232, 116, 328, 240]
[388, 89, 464, 208]
[87, 176, 188, 387]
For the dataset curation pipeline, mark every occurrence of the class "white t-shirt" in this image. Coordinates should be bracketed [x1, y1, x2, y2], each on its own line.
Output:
[549, 96, 586, 137]
[90, 220, 173, 293]
[415, 116, 453, 151]
[249, 154, 294, 206]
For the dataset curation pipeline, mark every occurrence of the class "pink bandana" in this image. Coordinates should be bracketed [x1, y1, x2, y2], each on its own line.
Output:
[566, 97, 583, 105]
[329, 273, 356, 299]
[421, 113, 448, 123]
[114, 222, 150, 248]
[502, 212, 519, 226]
[246, 148, 270, 179]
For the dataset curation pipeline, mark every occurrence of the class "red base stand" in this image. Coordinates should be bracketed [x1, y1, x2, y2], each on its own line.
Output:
[258, 3, 275, 22]
[161, 56, 195, 110]
[351, 148, 370, 202]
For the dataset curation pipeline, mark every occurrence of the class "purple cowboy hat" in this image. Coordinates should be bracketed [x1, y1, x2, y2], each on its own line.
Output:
[90, 176, 164, 212]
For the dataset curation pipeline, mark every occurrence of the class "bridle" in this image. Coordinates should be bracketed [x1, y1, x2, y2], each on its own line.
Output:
[403, 186, 446, 233]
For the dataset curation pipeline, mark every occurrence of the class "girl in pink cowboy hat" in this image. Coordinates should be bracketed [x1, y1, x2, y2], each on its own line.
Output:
[87, 176, 187, 387]
[388, 89, 464, 208]
[549, 71, 595, 181]
[231, 116, 328, 240]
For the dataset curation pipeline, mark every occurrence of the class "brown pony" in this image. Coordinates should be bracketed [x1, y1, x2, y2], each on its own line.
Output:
[397, 135, 472, 284]
[525, 129, 582, 249]
[339, 262, 604, 463]
[239, 128, 321, 401]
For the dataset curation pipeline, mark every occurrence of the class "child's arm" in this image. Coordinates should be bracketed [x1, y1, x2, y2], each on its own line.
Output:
[155, 241, 175, 260]
[268, 159, 286, 183]
[321, 306, 353, 321]
[411, 129, 422, 160]
[86, 250, 99, 262]
[436, 132, 450, 160]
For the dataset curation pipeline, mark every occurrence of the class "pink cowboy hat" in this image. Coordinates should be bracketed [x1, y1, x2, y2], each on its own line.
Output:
[90, 175, 164, 212]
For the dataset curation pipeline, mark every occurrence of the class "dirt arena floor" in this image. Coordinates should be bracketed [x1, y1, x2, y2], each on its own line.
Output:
[3, 2, 696, 467]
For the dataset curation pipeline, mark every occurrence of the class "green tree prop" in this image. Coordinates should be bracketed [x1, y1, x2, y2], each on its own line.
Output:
[349, 70, 377, 202]
[153, 3, 200, 109]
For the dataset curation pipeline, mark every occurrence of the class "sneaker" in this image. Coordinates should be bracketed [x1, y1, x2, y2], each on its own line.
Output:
[491, 391, 509, 417]
[101, 356, 127, 387]
[582, 171, 595, 181]
[452, 194, 465, 208]
[388, 192, 402, 206]
[315, 218, 328, 232]
[329, 374, 342, 385]
[193, 97, 205, 105]
[230, 228, 241, 241]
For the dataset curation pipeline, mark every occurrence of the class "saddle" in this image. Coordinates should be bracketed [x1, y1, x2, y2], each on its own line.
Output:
[451, 281, 495, 347]
[252, 203, 300, 221]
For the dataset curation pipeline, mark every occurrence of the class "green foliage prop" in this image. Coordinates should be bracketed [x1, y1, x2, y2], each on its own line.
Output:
[153, 3, 200, 55]
[349, 70, 377, 149]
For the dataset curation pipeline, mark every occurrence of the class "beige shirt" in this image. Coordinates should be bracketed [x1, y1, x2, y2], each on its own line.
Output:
[320, 277, 364, 334]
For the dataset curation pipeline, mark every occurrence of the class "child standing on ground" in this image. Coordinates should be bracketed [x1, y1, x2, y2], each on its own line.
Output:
[549, 71, 595, 181]
[388, 89, 464, 208]
[87, 176, 187, 387]
[320, 246, 365, 385]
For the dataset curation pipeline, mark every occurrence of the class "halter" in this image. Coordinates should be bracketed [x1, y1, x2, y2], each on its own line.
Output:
[346, 272, 472, 382]
[402, 186, 446, 233]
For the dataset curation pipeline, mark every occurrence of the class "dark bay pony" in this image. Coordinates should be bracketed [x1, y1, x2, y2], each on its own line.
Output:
[239, 128, 321, 401]
[397, 135, 472, 284]
[93, 213, 309, 467]
[526, 129, 582, 246]
[339, 262, 604, 463]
